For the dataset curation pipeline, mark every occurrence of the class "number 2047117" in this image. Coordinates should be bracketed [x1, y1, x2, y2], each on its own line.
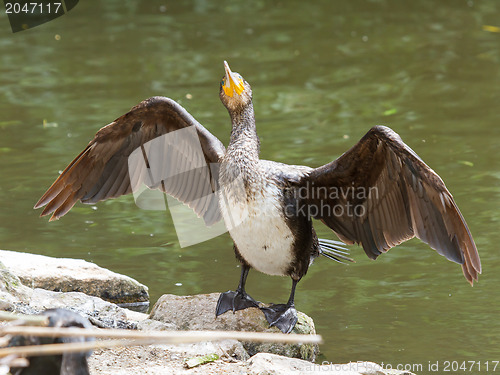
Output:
[443, 360, 499, 372]
[5, 2, 62, 14]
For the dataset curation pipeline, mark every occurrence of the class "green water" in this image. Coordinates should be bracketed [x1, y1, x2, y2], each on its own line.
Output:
[1, 1, 499, 371]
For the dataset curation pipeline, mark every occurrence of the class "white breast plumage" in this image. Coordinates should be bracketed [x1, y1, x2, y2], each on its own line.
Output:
[219, 181, 294, 276]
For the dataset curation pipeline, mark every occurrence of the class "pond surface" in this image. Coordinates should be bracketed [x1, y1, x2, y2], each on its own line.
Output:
[1, 0, 500, 370]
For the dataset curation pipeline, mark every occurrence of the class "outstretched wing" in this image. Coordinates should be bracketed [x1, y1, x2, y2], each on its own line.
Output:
[299, 126, 481, 284]
[35, 96, 226, 225]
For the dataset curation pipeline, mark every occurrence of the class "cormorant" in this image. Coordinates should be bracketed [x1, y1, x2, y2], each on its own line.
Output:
[35, 61, 481, 334]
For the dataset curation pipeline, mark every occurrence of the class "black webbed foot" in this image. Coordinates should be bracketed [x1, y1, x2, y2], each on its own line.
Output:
[216, 290, 260, 317]
[260, 303, 298, 334]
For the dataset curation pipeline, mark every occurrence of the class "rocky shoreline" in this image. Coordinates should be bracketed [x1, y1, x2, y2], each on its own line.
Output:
[0, 250, 415, 374]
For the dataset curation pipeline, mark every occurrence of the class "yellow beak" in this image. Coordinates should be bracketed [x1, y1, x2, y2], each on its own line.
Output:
[223, 61, 244, 97]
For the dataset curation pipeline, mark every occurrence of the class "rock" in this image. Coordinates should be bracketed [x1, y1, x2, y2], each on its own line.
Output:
[148, 293, 319, 361]
[246, 353, 411, 375]
[137, 318, 178, 331]
[4, 287, 144, 330]
[24, 288, 148, 329]
[0, 250, 149, 305]
[0, 254, 148, 329]
[0, 261, 32, 310]
[28, 288, 128, 327]
[244, 311, 318, 362]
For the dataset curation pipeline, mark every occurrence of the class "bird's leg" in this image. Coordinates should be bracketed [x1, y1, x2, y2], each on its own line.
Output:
[260, 279, 299, 334]
[215, 264, 260, 317]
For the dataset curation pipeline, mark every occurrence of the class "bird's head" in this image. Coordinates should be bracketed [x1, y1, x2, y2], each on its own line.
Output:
[219, 61, 252, 112]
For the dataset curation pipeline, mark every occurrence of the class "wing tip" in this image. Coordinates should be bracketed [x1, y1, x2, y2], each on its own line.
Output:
[463, 260, 481, 287]
[34, 193, 51, 210]
[460, 237, 481, 286]
[35, 203, 59, 221]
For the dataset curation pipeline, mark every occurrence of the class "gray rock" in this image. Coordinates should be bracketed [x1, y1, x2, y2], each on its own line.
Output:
[0, 255, 148, 328]
[0, 261, 32, 310]
[137, 318, 177, 331]
[148, 293, 319, 361]
[0, 250, 149, 305]
[247, 353, 414, 375]
[25, 288, 146, 329]
[248, 353, 314, 374]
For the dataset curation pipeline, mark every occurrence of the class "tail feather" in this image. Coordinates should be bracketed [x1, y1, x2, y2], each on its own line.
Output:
[318, 240, 350, 255]
[319, 238, 355, 264]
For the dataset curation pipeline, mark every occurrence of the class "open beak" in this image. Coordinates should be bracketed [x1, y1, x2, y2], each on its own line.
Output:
[223, 61, 244, 97]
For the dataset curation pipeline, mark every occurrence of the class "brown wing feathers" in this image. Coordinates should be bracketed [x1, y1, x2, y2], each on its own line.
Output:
[302, 126, 481, 284]
[34, 97, 225, 223]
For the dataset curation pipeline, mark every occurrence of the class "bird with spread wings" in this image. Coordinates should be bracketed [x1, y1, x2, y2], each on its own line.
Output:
[35, 62, 481, 333]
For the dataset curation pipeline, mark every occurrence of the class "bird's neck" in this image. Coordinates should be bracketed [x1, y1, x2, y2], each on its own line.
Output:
[221, 104, 262, 193]
[227, 104, 260, 161]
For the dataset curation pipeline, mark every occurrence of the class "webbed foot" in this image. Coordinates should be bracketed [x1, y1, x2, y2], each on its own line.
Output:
[216, 290, 260, 317]
[260, 303, 298, 334]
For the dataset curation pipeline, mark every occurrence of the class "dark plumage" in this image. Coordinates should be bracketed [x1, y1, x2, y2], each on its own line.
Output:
[8, 309, 93, 375]
[35, 61, 481, 333]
